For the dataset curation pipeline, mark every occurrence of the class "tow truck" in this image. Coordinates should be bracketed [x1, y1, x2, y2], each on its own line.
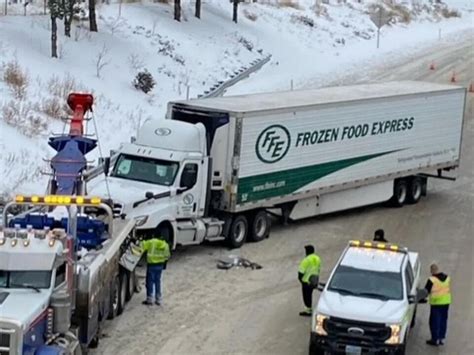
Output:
[0, 93, 141, 354]
[310, 240, 425, 355]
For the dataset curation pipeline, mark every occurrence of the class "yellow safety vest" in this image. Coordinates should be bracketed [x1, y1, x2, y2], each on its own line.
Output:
[429, 276, 452, 306]
[140, 239, 170, 265]
[298, 254, 321, 284]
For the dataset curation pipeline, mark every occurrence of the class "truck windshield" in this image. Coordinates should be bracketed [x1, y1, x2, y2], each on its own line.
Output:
[328, 265, 403, 300]
[0, 270, 52, 289]
[111, 154, 179, 186]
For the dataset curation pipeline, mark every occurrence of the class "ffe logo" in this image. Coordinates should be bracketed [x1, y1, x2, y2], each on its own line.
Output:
[255, 124, 291, 163]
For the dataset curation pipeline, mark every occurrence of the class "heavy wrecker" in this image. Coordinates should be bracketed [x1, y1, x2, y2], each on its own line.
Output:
[0, 94, 141, 355]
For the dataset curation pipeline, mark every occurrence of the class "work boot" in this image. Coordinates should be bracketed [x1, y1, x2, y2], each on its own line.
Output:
[439, 340, 445, 346]
[426, 339, 438, 346]
[299, 308, 312, 317]
[142, 300, 153, 306]
[155, 300, 161, 306]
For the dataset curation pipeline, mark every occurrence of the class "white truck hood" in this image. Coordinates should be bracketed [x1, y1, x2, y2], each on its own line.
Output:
[0, 289, 50, 329]
[88, 177, 170, 206]
[88, 177, 172, 226]
[317, 290, 406, 324]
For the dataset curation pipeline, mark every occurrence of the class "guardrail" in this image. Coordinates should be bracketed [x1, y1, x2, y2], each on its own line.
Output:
[197, 54, 272, 98]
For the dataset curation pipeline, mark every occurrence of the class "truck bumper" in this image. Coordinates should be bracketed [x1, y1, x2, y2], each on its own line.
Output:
[310, 332, 404, 354]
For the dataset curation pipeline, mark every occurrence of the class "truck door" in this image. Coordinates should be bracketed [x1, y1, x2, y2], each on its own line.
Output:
[176, 160, 206, 219]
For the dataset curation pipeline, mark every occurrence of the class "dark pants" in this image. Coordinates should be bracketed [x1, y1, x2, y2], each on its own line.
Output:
[302, 283, 313, 309]
[429, 305, 449, 341]
[146, 264, 164, 302]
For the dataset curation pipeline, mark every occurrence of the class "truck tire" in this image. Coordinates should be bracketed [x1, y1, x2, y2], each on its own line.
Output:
[309, 341, 325, 355]
[391, 179, 408, 207]
[410, 306, 417, 328]
[126, 269, 136, 302]
[407, 177, 423, 204]
[118, 272, 127, 315]
[248, 210, 271, 242]
[108, 275, 120, 320]
[227, 215, 248, 249]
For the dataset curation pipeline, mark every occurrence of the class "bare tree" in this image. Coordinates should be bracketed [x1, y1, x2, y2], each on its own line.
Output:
[89, 0, 98, 31]
[174, 0, 181, 21]
[95, 44, 110, 78]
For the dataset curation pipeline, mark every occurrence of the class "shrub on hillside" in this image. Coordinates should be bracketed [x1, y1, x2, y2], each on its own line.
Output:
[133, 70, 156, 94]
[2, 59, 29, 100]
[441, 8, 460, 18]
[1, 100, 48, 137]
[244, 10, 258, 21]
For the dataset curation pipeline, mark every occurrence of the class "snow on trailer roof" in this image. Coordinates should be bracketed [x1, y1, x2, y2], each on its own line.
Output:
[172, 81, 462, 115]
[340, 246, 406, 273]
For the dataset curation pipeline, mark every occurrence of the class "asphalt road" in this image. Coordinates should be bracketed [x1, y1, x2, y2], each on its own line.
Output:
[93, 30, 473, 355]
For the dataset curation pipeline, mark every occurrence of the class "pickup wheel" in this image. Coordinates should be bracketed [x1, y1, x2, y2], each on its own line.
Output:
[407, 177, 423, 204]
[309, 341, 325, 355]
[391, 179, 408, 207]
[248, 210, 271, 242]
[227, 215, 248, 249]
[108, 275, 120, 320]
[410, 306, 417, 328]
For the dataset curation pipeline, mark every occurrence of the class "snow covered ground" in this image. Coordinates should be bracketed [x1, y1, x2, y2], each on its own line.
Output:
[0, 0, 472, 196]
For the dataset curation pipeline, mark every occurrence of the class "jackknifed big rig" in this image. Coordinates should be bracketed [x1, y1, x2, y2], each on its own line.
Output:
[0, 94, 141, 355]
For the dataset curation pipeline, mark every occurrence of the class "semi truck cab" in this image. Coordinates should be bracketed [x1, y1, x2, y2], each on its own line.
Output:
[88, 119, 225, 248]
[0, 227, 80, 355]
[310, 240, 423, 355]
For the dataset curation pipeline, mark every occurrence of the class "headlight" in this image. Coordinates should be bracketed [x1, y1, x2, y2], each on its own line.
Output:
[134, 215, 149, 227]
[386, 324, 401, 344]
[314, 314, 328, 336]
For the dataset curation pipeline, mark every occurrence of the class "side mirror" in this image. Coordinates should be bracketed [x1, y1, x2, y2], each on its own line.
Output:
[409, 289, 428, 304]
[317, 282, 326, 292]
[103, 157, 111, 176]
[180, 169, 197, 190]
[145, 191, 154, 199]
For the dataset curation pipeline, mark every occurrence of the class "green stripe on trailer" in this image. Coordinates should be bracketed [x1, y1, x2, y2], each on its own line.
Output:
[237, 151, 397, 203]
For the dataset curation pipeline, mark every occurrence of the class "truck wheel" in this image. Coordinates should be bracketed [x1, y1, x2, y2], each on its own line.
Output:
[118, 272, 127, 315]
[407, 177, 422, 204]
[108, 275, 120, 320]
[410, 306, 417, 328]
[126, 270, 136, 301]
[227, 215, 248, 248]
[391, 179, 408, 207]
[309, 341, 325, 355]
[248, 210, 271, 242]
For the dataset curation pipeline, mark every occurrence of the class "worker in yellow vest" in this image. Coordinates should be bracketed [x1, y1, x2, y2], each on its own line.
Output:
[298, 245, 321, 316]
[138, 235, 171, 306]
[424, 263, 451, 346]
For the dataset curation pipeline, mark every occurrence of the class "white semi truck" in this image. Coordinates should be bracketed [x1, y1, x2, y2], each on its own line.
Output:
[89, 81, 466, 248]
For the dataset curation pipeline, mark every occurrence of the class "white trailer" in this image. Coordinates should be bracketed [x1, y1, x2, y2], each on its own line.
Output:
[89, 81, 466, 248]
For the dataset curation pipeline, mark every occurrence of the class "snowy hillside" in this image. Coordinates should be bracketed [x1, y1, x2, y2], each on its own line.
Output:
[0, 0, 472, 197]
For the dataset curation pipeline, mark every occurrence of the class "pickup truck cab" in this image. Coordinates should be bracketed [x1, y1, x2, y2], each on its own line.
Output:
[310, 240, 422, 355]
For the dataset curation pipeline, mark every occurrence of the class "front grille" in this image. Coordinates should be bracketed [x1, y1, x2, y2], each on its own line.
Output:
[0, 329, 12, 355]
[325, 317, 391, 344]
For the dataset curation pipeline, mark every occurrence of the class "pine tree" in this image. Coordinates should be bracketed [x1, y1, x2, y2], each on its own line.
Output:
[89, 0, 98, 32]
[49, 0, 64, 58]
[64, 0, 75, 37]
[232, 0, 239, 23]
[195, 0, 201, 19]
[174, 0, 181, 22]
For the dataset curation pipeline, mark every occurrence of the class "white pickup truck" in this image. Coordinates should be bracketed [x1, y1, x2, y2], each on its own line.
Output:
[310, 240, 424, 355]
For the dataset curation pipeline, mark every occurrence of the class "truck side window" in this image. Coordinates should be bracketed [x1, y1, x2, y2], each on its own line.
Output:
[180, 163, 198, 189]
[405, 265, 414, 295]
[55, 263, 67, 288]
